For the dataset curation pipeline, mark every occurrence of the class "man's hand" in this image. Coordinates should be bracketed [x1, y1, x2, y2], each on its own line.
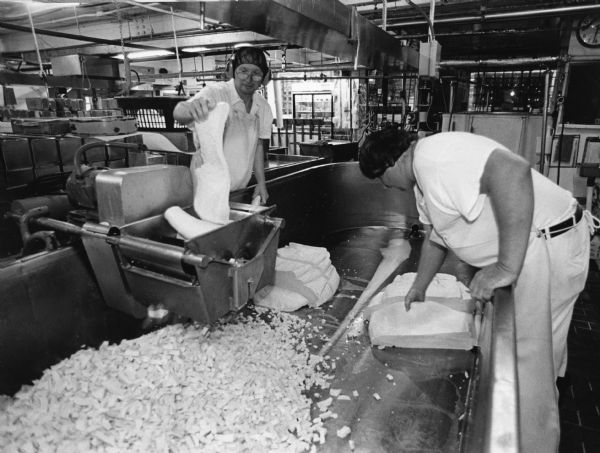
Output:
[253, 183, 269, 205]
[187, 98, 216, 123]
[468, 262, 518, 302]
[173, 98, 216, 124]
[455, 260, 478, 287]
[405, 286, 426, 311]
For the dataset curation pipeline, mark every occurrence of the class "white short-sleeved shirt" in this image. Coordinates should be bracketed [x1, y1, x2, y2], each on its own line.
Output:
[413, 132, 576, 267]
[188, 79, 273, 190]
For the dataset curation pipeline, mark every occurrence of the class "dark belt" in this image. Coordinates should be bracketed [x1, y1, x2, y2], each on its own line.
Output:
[539, 205, 583, 239]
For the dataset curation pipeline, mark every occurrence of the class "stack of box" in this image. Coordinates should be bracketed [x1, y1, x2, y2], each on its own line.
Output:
[55, 98, 85, 117]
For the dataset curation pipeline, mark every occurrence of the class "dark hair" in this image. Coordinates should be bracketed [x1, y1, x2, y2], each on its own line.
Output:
[232, 47, 268, 76]
[358, 127, 417, 179]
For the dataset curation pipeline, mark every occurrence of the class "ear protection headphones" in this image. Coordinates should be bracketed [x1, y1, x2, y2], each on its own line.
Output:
[225, 47, 271, 86]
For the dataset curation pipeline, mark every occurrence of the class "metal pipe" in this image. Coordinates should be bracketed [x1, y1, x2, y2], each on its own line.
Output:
[25, 5, 43, 76]
[170, 6, 183, 81]
[199, 2, 206, 31]
[428, 0, 435, 42]
[21, 6, 136, 28]
[273, 79, 284, 129]
[110, 235, 215, 269]
[388, 3, 600, 27]
[349, 78, 353, 138]
[32, 216, 215, 269]
[406, 0, 435, 41]
[273, 75, 396, 81]
[73, 142, 145, 177]
[25, 2, 48, 96]
[273, 63, 358, 72]
[447, 79, 455, 132]
[123, 56, 132, 93]
[142, 72, 416, 83]
[136, 63, 398, 83]
[119, 0, 219, 26]
[113, 1, 131, 95]
[539, 69, 552, 175]
[439, 56, 561, 68]
[33, 216, 98, 237]
[399, 26, 560, 41]
[382, 0, 387, 31]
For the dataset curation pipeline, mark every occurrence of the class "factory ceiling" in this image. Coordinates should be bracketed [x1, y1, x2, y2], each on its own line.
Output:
[369, 0, 599, 63]
[0, 0, 599, 78]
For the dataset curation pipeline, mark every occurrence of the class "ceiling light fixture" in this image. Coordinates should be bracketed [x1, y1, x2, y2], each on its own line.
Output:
[182, 46, 210, 53]
[14, 1, 80, 8]
[114, 50, 174, 60]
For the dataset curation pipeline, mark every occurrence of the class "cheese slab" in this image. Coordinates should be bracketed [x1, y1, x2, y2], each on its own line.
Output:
[191, 102, 231, 224]
[366, 272, 474, 318]
[255, 243, 340, 311]
[164, 206, 222, 240]
[253, 285, 309, 312]
[368, 300, 476, 350]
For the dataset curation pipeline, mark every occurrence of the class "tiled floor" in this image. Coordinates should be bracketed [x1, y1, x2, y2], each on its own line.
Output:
[559, 259, 600, 453]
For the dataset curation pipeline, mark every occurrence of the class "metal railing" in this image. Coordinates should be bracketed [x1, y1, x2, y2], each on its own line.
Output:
[462, 286, 520, 453]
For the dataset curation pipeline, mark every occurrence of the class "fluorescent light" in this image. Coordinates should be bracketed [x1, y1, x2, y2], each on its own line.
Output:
[114, 50, 174, 60]
[182, 47, 210, 53]
[233, 43, 253, 49]
[17, 1, 80, 10]
[20, 1, 80, 4]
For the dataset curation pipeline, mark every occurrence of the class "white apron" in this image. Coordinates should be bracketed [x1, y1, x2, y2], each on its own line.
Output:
[222, 104, 260, 190]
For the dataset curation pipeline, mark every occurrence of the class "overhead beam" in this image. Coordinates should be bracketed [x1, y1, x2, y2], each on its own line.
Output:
[16, 45, 139, 61]
[0, 71, 118, 90]
[13, 30, 284, 62]
[0, 21, 164, 52]
[385, 3, 600, 27]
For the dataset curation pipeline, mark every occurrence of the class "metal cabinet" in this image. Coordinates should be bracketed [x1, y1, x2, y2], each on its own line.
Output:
[442, 112, 543, 166]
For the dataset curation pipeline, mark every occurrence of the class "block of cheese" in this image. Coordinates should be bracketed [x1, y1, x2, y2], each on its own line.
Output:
[275, 244, 340, 308]
[164, 103, 232, 240]
[366, 272, 474, 318]
[368, 300, 476, 350]
[163, 206, 222, 240]
[277, 243, 330, 264]
[255, 243, 340, 311]
[191, 102, 231, 224]
[253, 285, 309, 312]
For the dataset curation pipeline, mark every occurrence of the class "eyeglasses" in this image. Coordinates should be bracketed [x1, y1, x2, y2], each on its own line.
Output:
[235, 68, 264, 82]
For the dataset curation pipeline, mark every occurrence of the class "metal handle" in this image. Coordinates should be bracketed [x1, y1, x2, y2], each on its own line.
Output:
[73, 141, 147, 177]
[123, 264, 198, 288]
[111, 234, 212, 269]
[32, 216, 213, 270]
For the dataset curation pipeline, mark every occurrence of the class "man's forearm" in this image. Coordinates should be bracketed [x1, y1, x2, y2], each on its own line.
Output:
[253, 140, 267, 186]
[482, 149, 533, 277]
[413, 226, 447, 292]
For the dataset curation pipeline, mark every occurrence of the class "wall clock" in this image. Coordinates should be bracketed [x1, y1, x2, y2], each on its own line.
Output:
[576, 15, 600, 48]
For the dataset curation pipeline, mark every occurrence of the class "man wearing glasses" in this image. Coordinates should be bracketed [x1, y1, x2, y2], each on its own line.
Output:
[173, 46, 273, 204]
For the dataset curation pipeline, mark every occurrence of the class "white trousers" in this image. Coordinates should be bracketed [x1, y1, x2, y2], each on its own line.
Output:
[514, 216, 590, 453]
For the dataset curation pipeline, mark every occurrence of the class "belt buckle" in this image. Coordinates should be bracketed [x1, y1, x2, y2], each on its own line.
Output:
[537, 205, 581, 239]
[536, 228, 551, 239]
